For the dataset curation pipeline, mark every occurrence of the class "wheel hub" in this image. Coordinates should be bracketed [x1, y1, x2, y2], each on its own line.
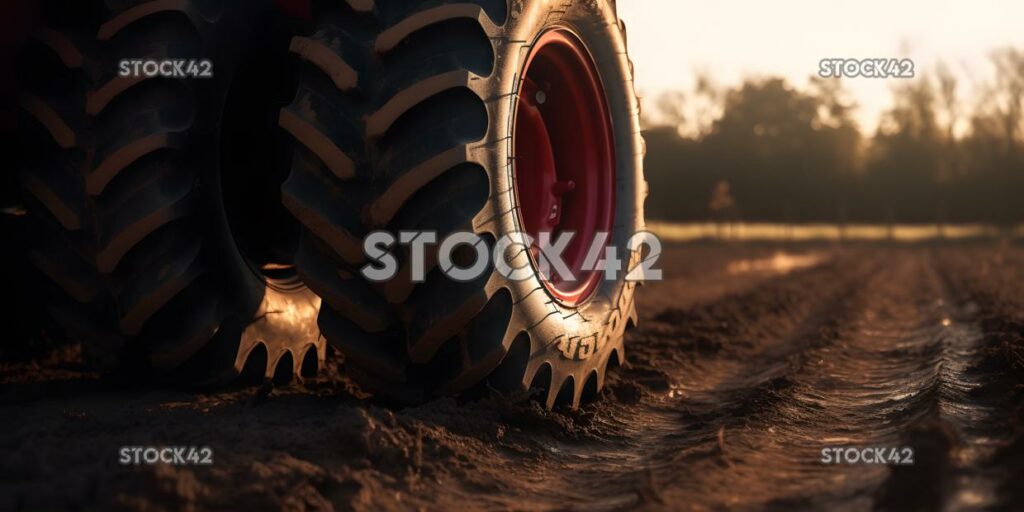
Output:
[514, 29, 615, 305]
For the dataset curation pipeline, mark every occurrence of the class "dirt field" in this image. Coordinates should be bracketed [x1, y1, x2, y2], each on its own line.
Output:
[3, 243, 1024, 511]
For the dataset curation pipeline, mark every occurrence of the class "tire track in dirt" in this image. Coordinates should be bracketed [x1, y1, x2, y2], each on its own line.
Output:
[503, 248, 1022, 510]
[328, 250, 871, 510]
[0, 252, 859, 511]
[646, 250, 1021, 510]
[5, 247, 1024, 511]
[676, 254, 952, 508]
[474, 251, 880, 510]
[930, 246, 1024, 510]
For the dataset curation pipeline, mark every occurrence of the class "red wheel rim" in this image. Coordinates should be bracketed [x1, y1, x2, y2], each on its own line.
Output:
[513, 29, 615, 305]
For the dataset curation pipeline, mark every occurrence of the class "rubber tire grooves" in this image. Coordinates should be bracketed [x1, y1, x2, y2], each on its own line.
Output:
[17, 0, 267, 381]
[281, 0, 644, 408]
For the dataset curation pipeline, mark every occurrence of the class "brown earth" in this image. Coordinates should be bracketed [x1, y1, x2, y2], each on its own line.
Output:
[2, 243, 1023, 511]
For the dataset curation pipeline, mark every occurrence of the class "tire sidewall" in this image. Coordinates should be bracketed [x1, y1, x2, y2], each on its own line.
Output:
[484, 0, 643, 391]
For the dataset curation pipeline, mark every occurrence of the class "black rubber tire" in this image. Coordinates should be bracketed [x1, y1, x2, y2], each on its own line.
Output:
[1, 142, 47, 362]
[16, 0, 322, 383]
[2, 7, 47, 361]
[282, 0, 645, 408]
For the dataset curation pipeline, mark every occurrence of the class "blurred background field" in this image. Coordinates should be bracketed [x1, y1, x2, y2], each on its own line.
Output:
[619, 1, 1024, 232]
[649, 221, 1024, 242]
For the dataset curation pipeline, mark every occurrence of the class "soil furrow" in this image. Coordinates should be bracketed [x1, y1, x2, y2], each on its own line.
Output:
[4, 246, 1024, 510]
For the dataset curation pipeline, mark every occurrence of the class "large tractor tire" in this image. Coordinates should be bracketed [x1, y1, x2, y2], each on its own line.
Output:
[16, 0, 324, 383]
[281, 0, 645, 407]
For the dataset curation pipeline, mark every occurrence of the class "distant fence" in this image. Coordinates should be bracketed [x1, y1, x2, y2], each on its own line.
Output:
[648, 221, 1024, 243]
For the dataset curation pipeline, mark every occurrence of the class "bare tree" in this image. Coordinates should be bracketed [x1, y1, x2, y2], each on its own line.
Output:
[989, 47, 1024, 157]
[654, 90, 687, 133]
[934, 63, 962, 181]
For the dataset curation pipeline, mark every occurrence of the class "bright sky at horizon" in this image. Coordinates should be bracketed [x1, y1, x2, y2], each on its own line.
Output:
[617, 0, 1024, 134]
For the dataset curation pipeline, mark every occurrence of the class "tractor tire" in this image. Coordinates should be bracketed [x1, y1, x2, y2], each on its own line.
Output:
[281, 0, 645, 408]
[16, 0, 324, 383]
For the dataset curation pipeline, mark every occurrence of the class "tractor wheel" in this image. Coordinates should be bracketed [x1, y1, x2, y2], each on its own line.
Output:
[16, 0, 324, 383]
[282, 0, 645, 408]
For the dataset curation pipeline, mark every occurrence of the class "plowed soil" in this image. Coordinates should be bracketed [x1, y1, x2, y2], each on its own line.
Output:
[3, 244, 1023, 511]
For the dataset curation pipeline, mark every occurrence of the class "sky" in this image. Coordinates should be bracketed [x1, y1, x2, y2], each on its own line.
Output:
[616, 0, 1024, 134]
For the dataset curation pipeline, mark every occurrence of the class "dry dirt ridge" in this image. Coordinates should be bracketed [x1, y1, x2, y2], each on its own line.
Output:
[2, 244, 1023, 510]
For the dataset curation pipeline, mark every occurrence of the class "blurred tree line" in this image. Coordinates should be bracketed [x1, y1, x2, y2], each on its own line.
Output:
[643, 48, 1024, 225]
